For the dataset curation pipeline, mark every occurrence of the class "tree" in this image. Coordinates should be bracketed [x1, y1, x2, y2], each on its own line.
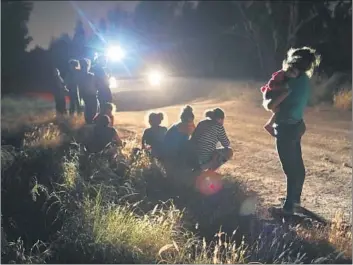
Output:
[1, 1, 33, 94]
[72, 20, 86, 58]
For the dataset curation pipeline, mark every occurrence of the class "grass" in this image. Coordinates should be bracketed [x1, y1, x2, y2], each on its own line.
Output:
[1, 93, 352, 264]
[334, 89, 352, 110]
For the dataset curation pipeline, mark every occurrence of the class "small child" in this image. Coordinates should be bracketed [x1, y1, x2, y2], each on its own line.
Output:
[93, 102, 116, 127]
[142, 112, 167, 158]
[261, 67, 299, 136]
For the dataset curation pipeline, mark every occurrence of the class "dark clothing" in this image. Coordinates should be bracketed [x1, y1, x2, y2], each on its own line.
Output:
[92, 65, 112, 105]
[142, 126, 167, 158]
[84, 95, 99, 124]
[65, 71, 81, 115]
[274, 120, 306, 211]
[53, 75, 67, 114]
[78, 72, 99, 124]
[163, 124, 189, 158]
[86, 126, 119, 153]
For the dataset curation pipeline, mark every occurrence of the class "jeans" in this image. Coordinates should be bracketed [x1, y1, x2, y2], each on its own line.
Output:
[274, 120, 306, 211]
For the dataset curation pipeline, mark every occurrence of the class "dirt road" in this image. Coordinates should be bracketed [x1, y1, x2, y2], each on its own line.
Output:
[114, 79, 352, 220]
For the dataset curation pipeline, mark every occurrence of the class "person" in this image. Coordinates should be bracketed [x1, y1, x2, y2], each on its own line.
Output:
[163, 105, 196, 160]
[93, 102, 116, 126]
[52, 68, 68, 116]
[85, 114, 122, 153]
[92, 55, 112, 106]
[263, 46, 321, 215]
[260, 66, 300, 137]
[65, 59, 82, 116]
[190, 108, 233, 171]
[78, 58, 99, 124]
[142, 112, 167, 158]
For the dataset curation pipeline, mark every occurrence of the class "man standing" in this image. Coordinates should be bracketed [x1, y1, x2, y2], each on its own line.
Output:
[65, 59, 82, 115]
[92, 55, 112, 106]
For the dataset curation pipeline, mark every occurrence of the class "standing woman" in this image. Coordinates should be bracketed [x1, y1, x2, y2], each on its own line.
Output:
[92, 55, 112, 106]
[263, 47, 321, 215]
[78, 58, 99, 124]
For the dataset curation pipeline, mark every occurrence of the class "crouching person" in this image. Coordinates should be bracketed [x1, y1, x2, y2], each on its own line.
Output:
[190, 108, 233, 172]
[85, 115, 122, 153]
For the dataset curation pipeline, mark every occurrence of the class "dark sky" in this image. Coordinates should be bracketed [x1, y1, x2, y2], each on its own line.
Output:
[27, 1, 139, 51]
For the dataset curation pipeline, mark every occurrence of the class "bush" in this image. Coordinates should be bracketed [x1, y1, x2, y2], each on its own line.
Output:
[333, 89, 352, 110]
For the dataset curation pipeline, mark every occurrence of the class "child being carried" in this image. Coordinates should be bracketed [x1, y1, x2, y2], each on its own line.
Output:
[260, 67, 299, 137]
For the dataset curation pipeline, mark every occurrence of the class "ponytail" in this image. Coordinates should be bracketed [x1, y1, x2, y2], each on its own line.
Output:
[205, 108, 225, 120]
[180, 105, 194, 123]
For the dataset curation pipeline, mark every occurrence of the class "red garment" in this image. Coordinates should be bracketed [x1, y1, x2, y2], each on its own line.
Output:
[260, 70, 286, 94]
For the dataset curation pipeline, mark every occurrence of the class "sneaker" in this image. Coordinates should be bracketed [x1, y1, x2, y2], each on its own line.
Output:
[269, 206, 294, 216]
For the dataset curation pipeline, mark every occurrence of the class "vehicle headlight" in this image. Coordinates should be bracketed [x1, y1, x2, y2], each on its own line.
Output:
[109, 76, 118, 89]
[148, 70, 164, 86]
[106, 46, 125, 62]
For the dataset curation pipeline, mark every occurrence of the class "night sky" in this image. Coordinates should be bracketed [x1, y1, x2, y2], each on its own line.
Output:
[27, 1, 139, 51]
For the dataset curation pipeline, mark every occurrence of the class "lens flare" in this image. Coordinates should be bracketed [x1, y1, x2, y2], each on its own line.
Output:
[106, 46, 125, 61]
[195, 171, 223, 196]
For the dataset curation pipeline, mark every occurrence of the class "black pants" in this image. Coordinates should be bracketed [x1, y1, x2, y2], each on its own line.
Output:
[83, 95, 99, 124]
[98, 87, 113, 106]
[275, 120, 306, 211]
[69, 93, 81, 115]
[55, 96, 66, 115]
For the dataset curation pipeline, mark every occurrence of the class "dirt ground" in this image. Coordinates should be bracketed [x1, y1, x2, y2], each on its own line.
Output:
[113, 78, 352, 220]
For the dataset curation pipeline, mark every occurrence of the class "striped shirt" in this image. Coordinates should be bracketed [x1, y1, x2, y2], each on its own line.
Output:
[191, 119, 230, 163]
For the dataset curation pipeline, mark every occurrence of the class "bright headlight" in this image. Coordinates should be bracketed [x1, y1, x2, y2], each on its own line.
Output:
[109, 76, 117, 89]
[148, 70, 164, 86]
[106, 46, 124, 62]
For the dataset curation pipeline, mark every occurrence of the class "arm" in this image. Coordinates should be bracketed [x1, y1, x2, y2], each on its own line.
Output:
[113, 130, 123, 147]
[263, 90, 290, 111]
[217, 125, 230, 148]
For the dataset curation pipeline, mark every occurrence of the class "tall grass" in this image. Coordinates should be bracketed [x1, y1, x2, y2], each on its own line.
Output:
[1, 96, 352, 264]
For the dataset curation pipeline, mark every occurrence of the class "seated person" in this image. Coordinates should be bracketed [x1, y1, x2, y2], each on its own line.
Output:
[190, 108, 233, 171]
[85, 115, 122, 153]
[93, 102, 116, 126]
[141, 112, 167, 158]
[163, 105, 195, 160]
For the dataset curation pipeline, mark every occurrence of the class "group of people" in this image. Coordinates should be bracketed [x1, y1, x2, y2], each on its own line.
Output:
[141, 106, 233, 172]
[54, 45, 320, 216]
[52, 55, 113, 124]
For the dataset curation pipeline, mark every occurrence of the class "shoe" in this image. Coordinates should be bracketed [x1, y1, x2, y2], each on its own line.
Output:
[269, 206, 294, 216]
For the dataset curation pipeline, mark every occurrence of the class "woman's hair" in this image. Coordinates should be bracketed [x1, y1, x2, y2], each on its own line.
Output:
[101, 102, 116, 114]
[149, 112, 164, 126]
[282, 46, 321, 78]
[205, 108, 225, 120]
[96, 115, 111, 127]
[79, 58, 91, 72]
[180, 105, 194, 123]
[69, 59, 80, 70]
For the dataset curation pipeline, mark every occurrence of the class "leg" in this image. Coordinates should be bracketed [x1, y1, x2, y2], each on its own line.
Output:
[84, 97, 97, 124]
[276, 135, 298, 212]
[209, 147, 233, 171]
[293, 134, 306, 205]
[69, 95, 75, 115]
[264, 113, 276, 137]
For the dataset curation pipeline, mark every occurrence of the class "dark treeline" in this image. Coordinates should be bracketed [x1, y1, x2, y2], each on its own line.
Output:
[1, 1, 352, 95]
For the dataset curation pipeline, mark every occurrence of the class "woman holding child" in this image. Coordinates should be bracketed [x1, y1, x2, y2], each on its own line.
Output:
[262, 46, 320, 215]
